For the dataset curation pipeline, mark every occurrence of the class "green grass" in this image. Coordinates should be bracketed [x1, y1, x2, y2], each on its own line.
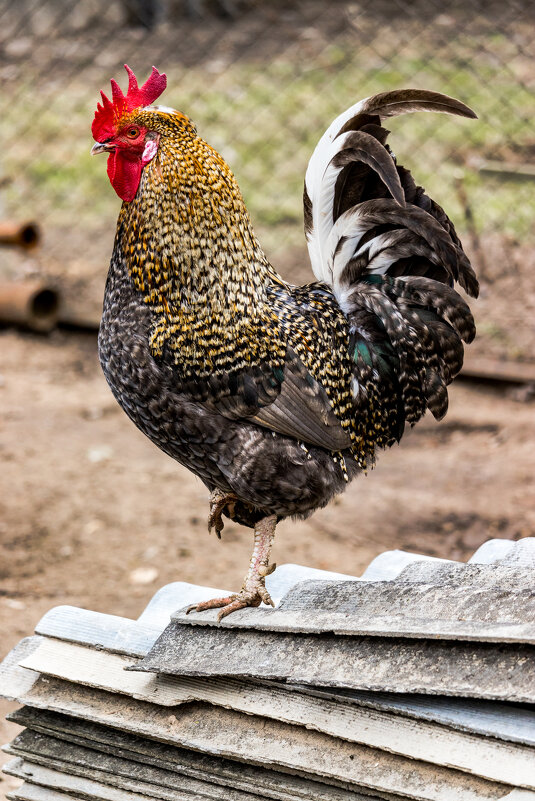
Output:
[2, 27, 534, 262]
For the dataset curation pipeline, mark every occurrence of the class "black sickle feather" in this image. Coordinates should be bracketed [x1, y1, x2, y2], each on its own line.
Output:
[330, 131, 405, 210]
[353, 88, 477, 125]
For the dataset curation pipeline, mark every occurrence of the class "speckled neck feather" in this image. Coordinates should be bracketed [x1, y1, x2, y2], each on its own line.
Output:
[116, 109, 287, 378]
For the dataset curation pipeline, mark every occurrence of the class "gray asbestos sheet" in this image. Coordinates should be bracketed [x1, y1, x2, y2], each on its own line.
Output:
[174, 563, 535, 643]
[483, 538, 535, 567]
[6, 782, 84, 801]
[2, 758, 155, 801]
[2, 693, 530, 800]
[360, 551, 454, 581]
[0, 638, 43, 701]
[34, 607, 162, 658]
[468, 540, 519, 565]
[18, 638, 535, 788]
[8, 706, 380, 801]
[297, 685, 535, 746]
[132, 620, 535, 702]
[4, 731, 275, 801]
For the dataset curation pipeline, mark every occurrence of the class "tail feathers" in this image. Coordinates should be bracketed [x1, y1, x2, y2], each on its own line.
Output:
[305, 90, 476, 224]
[347, 275, 474, 430]
[304, 88, 479, 301]
[326, 199, 475, 302]
[304, 88, 479, 440]
[394, 164, 479, 298]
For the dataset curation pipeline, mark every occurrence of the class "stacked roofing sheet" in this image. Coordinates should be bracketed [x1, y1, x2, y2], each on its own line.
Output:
[1, 537, 535, 800]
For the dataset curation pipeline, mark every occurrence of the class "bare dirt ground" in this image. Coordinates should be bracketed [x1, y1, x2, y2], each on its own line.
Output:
[1, 322, 534, 793]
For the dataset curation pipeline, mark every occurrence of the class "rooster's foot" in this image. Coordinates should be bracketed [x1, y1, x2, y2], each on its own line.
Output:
[208, 489, 238, 539]
[187, 513, 278, 621]
[187, 576, 275, 621]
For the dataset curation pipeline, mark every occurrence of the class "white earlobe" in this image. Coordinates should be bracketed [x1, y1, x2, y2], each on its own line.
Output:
[142, 140, 158, 165]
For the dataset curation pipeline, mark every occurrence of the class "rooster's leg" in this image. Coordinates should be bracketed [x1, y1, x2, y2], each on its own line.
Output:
[208, 489, 238, 539]
[187, 514, 277, 621]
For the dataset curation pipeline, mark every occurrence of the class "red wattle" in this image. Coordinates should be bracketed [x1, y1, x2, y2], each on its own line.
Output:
[106, 151, 143, 203]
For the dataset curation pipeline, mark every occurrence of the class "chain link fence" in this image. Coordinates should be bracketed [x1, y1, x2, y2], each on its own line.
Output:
[0, 0, 534, 338]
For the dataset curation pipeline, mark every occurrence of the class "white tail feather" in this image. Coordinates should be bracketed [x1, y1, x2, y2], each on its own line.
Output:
[304, 90, 476, 293]
[306, 125, 368, 280]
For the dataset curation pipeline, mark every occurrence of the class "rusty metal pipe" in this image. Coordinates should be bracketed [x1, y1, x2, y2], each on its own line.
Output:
[0, 221, 40, 249]
[0, 282, 60, 332]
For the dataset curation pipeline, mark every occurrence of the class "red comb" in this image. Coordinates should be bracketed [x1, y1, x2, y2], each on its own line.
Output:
[92, 65, 167, 141]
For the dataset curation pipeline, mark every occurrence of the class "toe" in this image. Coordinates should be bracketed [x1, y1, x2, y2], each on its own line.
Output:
[186, 587, 269, 620]
[207, 513, 224, 538]
[185, 594, 236, 614]
[216, 596, 258, 621]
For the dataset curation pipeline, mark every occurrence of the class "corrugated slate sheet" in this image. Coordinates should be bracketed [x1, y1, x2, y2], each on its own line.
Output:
[2, 538, 535, 800]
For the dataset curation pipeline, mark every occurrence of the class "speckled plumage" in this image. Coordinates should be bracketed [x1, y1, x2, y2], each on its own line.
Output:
[95, 76, 478, 614]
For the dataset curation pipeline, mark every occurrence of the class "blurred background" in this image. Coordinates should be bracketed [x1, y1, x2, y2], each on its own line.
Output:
[1, 0, 534, 354]
[1, 3, 535, 772]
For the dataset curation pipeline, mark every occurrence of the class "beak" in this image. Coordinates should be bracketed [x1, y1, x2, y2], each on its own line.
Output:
[91, 141, 115, 155]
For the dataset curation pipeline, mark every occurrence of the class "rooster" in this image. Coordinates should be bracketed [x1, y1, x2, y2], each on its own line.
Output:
[92, 66, 478, 619]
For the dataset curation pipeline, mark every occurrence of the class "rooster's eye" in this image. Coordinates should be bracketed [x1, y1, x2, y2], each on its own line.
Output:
[126, 127, 140, 139]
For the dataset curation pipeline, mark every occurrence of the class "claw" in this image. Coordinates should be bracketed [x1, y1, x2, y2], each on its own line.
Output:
[208, 489, 238, 539]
